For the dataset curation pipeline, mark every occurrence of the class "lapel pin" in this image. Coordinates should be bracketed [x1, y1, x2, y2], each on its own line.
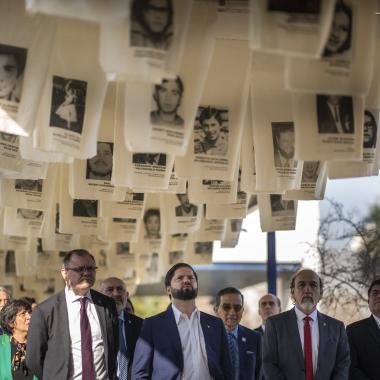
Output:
[242, 337, 246, 342]
[207, 324, 210, 329]
[323, 322, 327, 327]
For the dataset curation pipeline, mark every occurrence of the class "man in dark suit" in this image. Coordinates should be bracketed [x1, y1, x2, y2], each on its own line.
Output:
[263, 268, 350, 380]
[214, 287, 262, 380]
[346, 278, 380, 379]
[100, 276, 143, 380]
[26, 249, 118, 380]
[132, 262, 232, 379]
[317, 95, 354, 134]
[254, 293, 281, 336]
[175, 193, 198, 217]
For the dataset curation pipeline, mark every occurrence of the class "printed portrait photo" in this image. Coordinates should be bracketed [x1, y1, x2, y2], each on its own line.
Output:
[0, 132, 19, 145]
[175, 192, 198, 217]
[132, 153, 167, 166]
[72, 199, 98, 218]
[86, 141, 114, 181]
[270, 194, 295, 217]
[194, 106, 229, 157]
[0, 43, 27, 104]
[316, 95, 354, 134]
[112, 218, 137, 224]
[363, 110, 378, 149]
[194, 241, 213, 255]
[272, 122, 297, 168]
[49, 76, 87, 134]
[16, 208, 43, 220]
[130, 0, 174, 51]
[322, 0, 352, 59]
[143, 208, 161, 239]
[116, 242, 131, 256]
[267, 0, 321, 13]
[15, 179, 43, 192]
[302, 161, 320, 183]
[151, 76, 184, 127]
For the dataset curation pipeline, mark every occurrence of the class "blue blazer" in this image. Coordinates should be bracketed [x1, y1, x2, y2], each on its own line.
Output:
[131, 305, 232, 380]
[237, 325, 262, 380]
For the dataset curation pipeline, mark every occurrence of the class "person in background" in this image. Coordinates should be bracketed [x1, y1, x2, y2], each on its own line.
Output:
[0, 286, 12, 335]
[254, 294, 281, 335]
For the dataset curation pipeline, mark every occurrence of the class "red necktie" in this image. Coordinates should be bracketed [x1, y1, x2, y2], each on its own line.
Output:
[80, 297, 95, 380]
[304, 316, 313, 380]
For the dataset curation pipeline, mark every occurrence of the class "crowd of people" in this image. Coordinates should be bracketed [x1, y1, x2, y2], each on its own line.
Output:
[0, 249, 379, 379]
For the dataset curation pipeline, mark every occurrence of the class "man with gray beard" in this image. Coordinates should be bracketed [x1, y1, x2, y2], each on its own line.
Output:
[132, 262, 232, 380]
[262, 269, 350, 380]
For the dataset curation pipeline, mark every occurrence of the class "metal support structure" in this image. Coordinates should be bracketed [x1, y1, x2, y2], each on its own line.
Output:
[267, 231, 277, 295]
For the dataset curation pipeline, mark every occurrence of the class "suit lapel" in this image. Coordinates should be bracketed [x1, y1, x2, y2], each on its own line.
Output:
[124, 312, 136, 360]
[165, 306, 184, 370]
[367, 316, 380, 348]
[237, 326, 247, 372]
[57, 291, 71, 363]
[288, 309, 305, 369]
[316, 311, 329, 374]
[91, 290, 108, 366]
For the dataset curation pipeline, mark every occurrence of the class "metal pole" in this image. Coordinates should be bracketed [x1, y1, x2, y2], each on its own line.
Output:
[267, 231, 277, 295]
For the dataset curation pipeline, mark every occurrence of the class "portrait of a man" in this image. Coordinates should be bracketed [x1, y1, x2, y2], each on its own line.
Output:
[302, 161, 320, 183]
[194, 241, 213, 255]
[270, 194, 295, 217]
[363, 110, 377, 149]
[151, 76, 184, 126]
[132, 153, 167, 166]
[143, 208, 161, 239]
[316, 95, 354, 134]
[272, 122, 296, 168]
[73, 199, 98, 218]
[0, 132, 18, 144]
[130, 0, 174, 50]
[86, 142, 113, 181]
[116, 242, 130, 256]
[194, 107, 228, 156]
[17, 208, 43, 220]
[15, 179, 43, 192]
[175, 192, 198, 217]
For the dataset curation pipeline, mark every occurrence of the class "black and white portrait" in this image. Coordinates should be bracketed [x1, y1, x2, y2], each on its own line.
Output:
[202, 179, 225, 186]
[302, 161, 320, 183]
[0, 44, 27, 104]
[363, 110, 378, 149]
[194, 106, 229, 156]
[73, 199, 98, 218]
[194, 241, 213, 255]
[267, 0, 321, 13]
[86, 142, 113, 181]
[322, 0, 352, 59]
[316, 95, 354, 134]
[112, 218, 137, 224]
[130, 0, 174, 50]
[143, 208, 161, 239]
[5, 250, 16, 275]
[132, 153, 167, 166]
[49, 76, 87, 134]
[133, 192, 145, 201]
[270, 194, 295, 217]
[175, 192, 198, 217]
[17, 208, 43, 220]
[169, 250, 183, 265]
[116, 242, 131, 256]
[15, 179, 43, 192]
[0, 132, 19, 145]
[272, 122, 296, 168]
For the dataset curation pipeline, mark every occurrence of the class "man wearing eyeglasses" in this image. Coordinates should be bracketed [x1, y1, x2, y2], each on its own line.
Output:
[214, 287, 262, 380]
[100, 277, 143, 380]
[26, 249, 119, 380]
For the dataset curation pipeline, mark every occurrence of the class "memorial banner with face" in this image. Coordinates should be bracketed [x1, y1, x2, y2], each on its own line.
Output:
[100, 190, 145, 219]
[250, 0, 336, 57]
[100, 0, 193, 83]
[258, 193, 297, 232]
[34, 19, 108, 159]
[186, 240, 213, 265]
[0, 0, 56, 136]
[251, 54, 302, 192]
[176, 39, 251, 181]
[293, 93, 364, 161]
[285, 0, 376, 95]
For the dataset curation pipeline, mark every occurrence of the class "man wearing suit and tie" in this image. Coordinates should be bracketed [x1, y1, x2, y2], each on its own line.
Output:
[263, 268, 350, 380]
[317, 95, 354, 134]
[26, 249, 118, 380]
[214, 287, 262, 380]
[132, 262, 232, 379]
[254, 293, 281, 336]
[346, 278, 380, 379]
[100, 277, 143, 380]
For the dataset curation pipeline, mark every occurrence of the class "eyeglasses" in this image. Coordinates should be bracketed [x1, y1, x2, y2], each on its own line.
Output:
[65, 266, 98, 273]
[221, 304, 243, 312]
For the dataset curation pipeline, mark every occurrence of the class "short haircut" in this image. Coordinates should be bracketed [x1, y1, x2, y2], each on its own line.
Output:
[364, 110, 377, 148]
[143, 208, 160, 225]
[19, 296, 36, 305]
[290, 268, 323, 291]
[368, 278, 380, 297]
[215, 287, 244, 307]
[258, 293, 281, 309]
[164, 262, 198, 287]
[62, 249, 95, 268]
[198, 107, 223, 127]
[0, 286, 11, 297]
[0, 299, 32, 335]
[155, 76, 184, 95]
[0, 44, 27, 77]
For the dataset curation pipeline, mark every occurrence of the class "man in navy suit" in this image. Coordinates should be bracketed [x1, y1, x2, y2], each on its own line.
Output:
[100, 277, 143, 380]
[214, 287, 262, 380]
[346, 278, 380, 379]
[132, 262, 232, 380]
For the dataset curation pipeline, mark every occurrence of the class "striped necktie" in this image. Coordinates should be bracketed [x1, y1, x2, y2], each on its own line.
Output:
[118, 315, 129, 380]
[228, 332, 238, 379]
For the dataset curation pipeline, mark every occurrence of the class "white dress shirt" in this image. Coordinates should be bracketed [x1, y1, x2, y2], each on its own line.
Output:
[294, 307, 319, 375]
[372, 313, 380, 329]
[65, 287, 107, 380]
[327, 102, 345, 133]
[171, 304, 211, 380]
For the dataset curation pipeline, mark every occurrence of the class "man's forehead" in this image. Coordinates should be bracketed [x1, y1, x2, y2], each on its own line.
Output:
[220, 293, 243, 304]
[69, 253, 94, 265]
[370, 284, 380, 292]
[174, 267, 194, 276]
[260, 295, 276, 304]
[104, 279, 125, 288]
[0, 291, 9, 298]
[295, 270, 319, 284]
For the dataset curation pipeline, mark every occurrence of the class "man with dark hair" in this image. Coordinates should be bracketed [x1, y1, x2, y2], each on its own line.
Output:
[100, 277, 143, 380]
[272, 122, 296, 168]
[132, 262, 232, 379]
[254, 293, 281, 335]
[86, 142, 113, 181]
[346, 278, 380, 379]
[151, 76, 184, 126]
[26, 249, 118, 380]
[214, 287, 262, 380]
[175, 192, 198, 217]
[263, 268, 350, 380]
[363, 110, 378, 149]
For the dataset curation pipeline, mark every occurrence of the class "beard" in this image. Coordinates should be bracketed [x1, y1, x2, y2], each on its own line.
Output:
[171, 286, 198, 301]
[300, 297, 315, 314]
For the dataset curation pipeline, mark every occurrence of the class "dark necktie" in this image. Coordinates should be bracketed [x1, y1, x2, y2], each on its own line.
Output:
[118, 316, 129, 380]
[228, 332, 238, 380]
[304, 316, 313, 380]
[80, 297, 95, 380]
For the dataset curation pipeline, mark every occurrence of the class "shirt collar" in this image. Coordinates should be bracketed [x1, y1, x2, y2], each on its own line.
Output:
[228, 325, 239, 338]
[372, 313, 380, 328]
[171, 304, 199, 324]
[118, 309, 125, 321]
[294, 306, 318, 322]
[65, 286, 92, 303]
